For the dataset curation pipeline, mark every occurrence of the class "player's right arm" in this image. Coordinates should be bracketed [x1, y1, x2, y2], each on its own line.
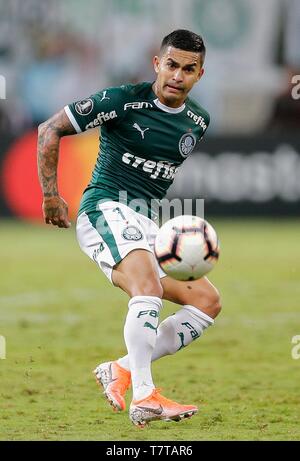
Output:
[38, 86, 128, 227]
[37, 109, 75, 228]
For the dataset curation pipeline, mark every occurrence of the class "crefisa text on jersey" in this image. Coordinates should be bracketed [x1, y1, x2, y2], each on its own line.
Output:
[85, 111, 117, 129]
[187, 110, 207, 130]
[105, 444, 193, 457]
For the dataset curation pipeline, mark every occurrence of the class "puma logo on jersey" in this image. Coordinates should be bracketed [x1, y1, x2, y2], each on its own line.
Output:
[133, 123, 149, 139]
[100, 90, 110, 102]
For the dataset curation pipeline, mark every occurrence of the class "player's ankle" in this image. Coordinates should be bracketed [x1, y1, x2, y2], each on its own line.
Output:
[116, 358, 130, 372]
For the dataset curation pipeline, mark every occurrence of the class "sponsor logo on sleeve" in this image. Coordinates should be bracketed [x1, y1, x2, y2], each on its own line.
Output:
[85, 111, 117, 129]
[75, 98, 94, 115]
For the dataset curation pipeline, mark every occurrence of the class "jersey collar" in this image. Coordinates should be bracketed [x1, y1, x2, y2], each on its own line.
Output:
[153, 98, 186, 114]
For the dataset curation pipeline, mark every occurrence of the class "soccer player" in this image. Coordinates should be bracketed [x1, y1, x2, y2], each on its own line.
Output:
[37, 29, 222, 428]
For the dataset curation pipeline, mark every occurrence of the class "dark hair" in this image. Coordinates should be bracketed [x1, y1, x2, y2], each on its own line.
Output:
[160, 29, 206, 63]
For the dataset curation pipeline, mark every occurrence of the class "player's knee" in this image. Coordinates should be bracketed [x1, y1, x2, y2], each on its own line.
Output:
[212, 295, 222, 318]
[204, 287, 222, 317]
[193, 285, 222, 318]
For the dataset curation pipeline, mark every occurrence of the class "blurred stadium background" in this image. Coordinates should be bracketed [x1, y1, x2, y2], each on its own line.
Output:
[0, 0, 300, 441]
[1, 0, 300, 218]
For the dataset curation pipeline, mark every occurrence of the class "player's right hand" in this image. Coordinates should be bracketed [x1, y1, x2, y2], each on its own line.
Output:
[42, 196, 71, 228]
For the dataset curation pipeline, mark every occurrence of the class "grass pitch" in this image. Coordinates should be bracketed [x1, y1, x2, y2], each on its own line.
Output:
[0, 218, 300, 441]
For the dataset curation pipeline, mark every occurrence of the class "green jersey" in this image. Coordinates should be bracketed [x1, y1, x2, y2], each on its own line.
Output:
[65, 82, 210, 218]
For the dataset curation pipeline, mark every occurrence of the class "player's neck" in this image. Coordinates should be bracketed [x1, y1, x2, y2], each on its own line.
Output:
[152, 82, 185, 109]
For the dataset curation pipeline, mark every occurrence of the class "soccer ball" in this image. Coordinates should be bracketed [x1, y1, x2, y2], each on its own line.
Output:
[154, 215, 220, 281]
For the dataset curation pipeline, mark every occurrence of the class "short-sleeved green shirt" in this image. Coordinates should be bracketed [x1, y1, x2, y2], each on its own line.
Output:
[64, 82, 210, 218]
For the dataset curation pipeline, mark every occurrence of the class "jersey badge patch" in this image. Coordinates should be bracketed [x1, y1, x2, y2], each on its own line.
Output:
[75, 99, 94, 115]
[122, 225, 143, 241]
[179, 133, 197, 158]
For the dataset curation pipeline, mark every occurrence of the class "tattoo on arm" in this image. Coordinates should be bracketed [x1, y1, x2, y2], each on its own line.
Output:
[37, 109, 76, 197]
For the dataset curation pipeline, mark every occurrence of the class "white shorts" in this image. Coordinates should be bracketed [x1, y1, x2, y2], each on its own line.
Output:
[76, 201, 167, 283]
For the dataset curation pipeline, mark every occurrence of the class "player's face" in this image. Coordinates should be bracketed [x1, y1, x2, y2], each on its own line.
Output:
[153, 46, 204, 108]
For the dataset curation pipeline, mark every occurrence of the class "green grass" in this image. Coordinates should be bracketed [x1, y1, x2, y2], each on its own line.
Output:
[0, 218, 300, 440]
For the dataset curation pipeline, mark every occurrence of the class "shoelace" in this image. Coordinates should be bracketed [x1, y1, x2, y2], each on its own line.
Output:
[149, 388, 178, 406]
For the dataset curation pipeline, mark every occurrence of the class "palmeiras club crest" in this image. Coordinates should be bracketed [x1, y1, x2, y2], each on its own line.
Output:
[179, 133, 197, 158]
[122, 225, 143, 241]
